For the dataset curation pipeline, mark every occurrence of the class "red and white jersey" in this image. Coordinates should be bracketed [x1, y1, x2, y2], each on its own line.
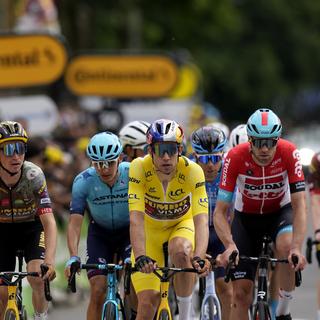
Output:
[219, 139, 305, 214]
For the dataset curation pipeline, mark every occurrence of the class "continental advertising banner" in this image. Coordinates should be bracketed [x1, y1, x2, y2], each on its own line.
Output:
[0, 33, 68, 88]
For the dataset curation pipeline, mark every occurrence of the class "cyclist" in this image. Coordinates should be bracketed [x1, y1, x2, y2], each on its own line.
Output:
[191, 126, 233, 320]
[128, 119, 210, 320]
[0, 121, 57, 320]
[229, 124, 248, 149]
[307, 151, 320, 320]
[119, 120, 150, 162]
[64, 132, 131, 320]
[213, 108, 307, 320]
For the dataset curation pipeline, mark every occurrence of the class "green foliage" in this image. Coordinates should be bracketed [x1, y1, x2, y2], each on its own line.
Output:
[57, 0, 320, 122]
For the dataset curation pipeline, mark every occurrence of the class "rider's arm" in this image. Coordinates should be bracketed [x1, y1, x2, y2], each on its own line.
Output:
[310, 193, 320, 240]
[291, 191, 307, 252]
[130, 210, 146, 257]
[39, 212, 57, 266]
[193, 213, 208, 259]
[67, 213, 83, 256]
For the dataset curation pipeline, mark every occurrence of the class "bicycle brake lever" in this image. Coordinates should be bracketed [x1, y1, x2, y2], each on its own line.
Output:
[40, 264, 52, 301]
[224, 250, 238, 283]
[291, 254, 302, 287]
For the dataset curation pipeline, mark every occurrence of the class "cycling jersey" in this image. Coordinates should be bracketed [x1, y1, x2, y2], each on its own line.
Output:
[308, 152, 320, 194]
[70, 161, 130, 231]
[206, 171, 222, 226]
[0, 161, 52, 223]
[128, 154, 208, 229]
[217, 139, 305, 214]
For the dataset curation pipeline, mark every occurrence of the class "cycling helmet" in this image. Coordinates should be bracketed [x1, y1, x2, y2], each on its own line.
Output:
[119, 120, 150, 150]
[246, 109, 282, 138]
[0, 121, 28, 144]
[229, 124, 248, 148]
[86, 131, 123, 161]
[146, 119, 184, 145]
[207, 121, 230, 138]
[191, 126, 227, 154]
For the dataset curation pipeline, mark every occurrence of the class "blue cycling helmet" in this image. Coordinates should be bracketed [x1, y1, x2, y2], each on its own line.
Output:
[246, 108, 282, 139]
[86, 131, 123, 161]
[191, 126, 227, 154]
[146, 119, 184, 145]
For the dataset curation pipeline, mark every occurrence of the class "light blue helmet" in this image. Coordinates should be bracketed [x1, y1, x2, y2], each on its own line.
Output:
[191, 126, 227, 154]
[86, 132, 123, 161]
[246, 108, 282, 139]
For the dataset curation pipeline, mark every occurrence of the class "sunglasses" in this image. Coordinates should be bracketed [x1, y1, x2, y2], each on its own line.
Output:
[152, 143, 179, 157]
[92, 159, 118, 170]
[1, 142, 26, 157]
[251, 138, 278, 149]
[196, 154, 223, 164]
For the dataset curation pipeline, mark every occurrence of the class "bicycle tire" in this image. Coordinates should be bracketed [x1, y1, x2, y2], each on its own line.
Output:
[4, 309, 18, 320]
[104, 303, 117, 320]
[253, 302, 270, 320]
[158, 309, 170, 320]
[21, 306, 28, 320]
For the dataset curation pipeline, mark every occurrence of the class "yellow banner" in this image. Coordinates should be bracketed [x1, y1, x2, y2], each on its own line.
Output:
[0, 34, 67, 88]
[65, 55, 178, 97]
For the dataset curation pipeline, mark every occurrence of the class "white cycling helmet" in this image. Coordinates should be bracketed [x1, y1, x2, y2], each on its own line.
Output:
[207, 121, 230, 139]
[119, 120, 150, 150]
[229, 124, 248, 148]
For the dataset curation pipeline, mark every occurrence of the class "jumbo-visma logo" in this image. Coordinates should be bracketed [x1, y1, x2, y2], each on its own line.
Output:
[0, 34, 68, 88]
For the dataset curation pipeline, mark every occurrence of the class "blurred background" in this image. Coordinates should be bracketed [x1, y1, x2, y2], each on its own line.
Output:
[0, 0, 320, 318]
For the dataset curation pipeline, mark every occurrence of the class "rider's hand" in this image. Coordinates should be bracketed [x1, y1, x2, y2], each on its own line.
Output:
[191, 256, 210, 277]
[64, 256, 81, 278]
[288, 248, 306, 271]
[135, 255, 156, 273]
[41, 263, 56, 281]
[217, 245, 239, 268]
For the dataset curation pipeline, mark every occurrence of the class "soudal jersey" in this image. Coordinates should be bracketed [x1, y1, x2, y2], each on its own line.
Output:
[128, 155, 208, 229]
[217, 139, 305, 214]
[70, 162, 130, 231]
[0, 161, 53, 223]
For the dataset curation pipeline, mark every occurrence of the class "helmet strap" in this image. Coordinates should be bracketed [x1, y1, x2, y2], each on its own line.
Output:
[0, 161, 20, 176]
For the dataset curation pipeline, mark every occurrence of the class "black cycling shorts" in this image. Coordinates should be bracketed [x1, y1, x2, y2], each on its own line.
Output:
[0, 221, 45, 274]
[86, 220, 131, 279]
[230, 204, 293, 281]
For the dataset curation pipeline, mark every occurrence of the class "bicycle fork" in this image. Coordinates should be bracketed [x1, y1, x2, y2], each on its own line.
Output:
[6, 285, 19, 317]
[156, 280, 172, 320]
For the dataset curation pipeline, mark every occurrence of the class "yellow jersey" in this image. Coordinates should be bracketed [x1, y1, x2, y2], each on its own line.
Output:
[128, 154, 208, 229]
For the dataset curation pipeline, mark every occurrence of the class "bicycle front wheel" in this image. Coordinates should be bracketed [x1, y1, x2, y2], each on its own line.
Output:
[21, 306, 28, 320]
[104, 303, 117, 320]
[253, 302, 270, 320]
[200, 296, 222, 320]
[158, 309, 171, 320]
[4, 309, 18, 320]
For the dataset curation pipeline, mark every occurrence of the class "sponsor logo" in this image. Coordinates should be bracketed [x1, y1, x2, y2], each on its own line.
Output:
[195, 182, 205, 188]
[129, 177, 140, 183]
[271, 158, 281, 166]
[221, 158, 231, 187]
[149, 187, 156, 193]
[40, 198, 51, 204]
[93, 193, 128, 203]
[199, 197, 208, 208]
[128, 193, 139, 200]
[293, 149, 303, 178]
[168, 188, 185, 199]
[178, 173, 185, 184]
[145, 195, 191, 220]
[145, 171, 152, 178]
[146, 193, 160, 200]
[244, 182, 285, 191]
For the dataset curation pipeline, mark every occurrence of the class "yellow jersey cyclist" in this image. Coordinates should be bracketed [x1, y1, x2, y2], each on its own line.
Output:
[0, 121, 57, 320]
[128, 119, 210, 320]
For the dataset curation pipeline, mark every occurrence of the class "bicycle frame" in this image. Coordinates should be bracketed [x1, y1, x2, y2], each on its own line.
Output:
[156, 278, 172, 320]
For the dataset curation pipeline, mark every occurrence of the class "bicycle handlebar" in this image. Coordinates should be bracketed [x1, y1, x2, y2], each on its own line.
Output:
[0, 268, 52, 302]
[223, 251, 302, 287]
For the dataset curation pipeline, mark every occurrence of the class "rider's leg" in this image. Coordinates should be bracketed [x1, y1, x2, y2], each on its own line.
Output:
[27, 259, 49, 319]
[169, 236, 195, 320]
[215, 277, 233, 320]
[230, 279, 253, 320]
[87, 275, 106, 320]
[275, 232, 295, 317]
[0, 286, 8, 320]
[136, 290, 159, 320]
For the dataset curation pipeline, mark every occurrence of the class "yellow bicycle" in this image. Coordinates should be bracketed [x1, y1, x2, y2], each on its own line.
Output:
[0, 251, 52, 320]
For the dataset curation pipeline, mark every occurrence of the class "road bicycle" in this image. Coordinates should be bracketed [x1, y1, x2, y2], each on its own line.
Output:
[68, 261, 128, 320]
[306, 237, 320, 265]
[0, 250, 52, 320]
[125, 242, 202, 320]
[223, 236, 302, 320]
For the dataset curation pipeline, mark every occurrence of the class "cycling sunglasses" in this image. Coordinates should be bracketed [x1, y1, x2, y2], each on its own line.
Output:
[251, 138, 278, 149]
[1, 142, 26, 156]
[92, 159, 118, 170]
[196, 154, 223, 164]
[152, 143, 179, 157]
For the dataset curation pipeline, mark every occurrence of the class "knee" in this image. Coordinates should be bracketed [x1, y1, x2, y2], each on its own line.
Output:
[28, 276, 43, 292]
[233, 287, 252, 307]
[137, 294, 158, 316]
[170, 240, 192, 266]
[90, 283, 106, 302]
